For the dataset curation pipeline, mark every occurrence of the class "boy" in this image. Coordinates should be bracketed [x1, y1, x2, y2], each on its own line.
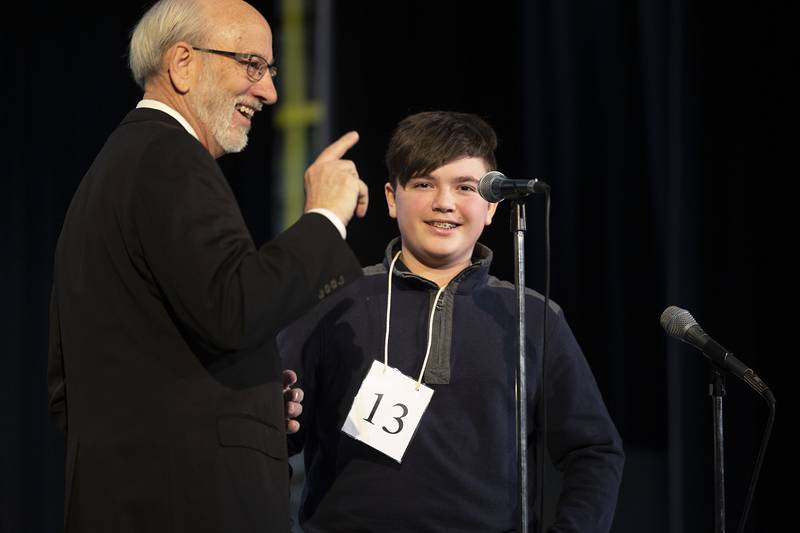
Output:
[279, 111, 624, 532]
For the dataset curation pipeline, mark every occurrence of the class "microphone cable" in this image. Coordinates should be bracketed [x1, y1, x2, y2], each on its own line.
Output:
[736, 391, 775, 533]
[535, 190, 552, 533]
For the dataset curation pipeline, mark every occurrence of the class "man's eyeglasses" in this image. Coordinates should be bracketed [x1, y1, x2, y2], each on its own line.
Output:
[192, 47, 278, 82]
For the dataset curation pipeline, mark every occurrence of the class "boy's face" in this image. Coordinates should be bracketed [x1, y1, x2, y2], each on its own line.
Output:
[385, 157, 497, 273]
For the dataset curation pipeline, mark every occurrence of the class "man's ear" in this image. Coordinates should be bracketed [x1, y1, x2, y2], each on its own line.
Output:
[384, 182, 398, 219]
[485, 201, 498, 226]
[167, 42, 196, 94]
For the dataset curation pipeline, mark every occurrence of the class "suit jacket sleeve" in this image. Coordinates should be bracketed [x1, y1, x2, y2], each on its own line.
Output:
[131, 130, 361, 357]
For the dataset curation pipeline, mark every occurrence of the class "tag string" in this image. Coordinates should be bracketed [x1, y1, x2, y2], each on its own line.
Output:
[383, 251, 402, 370]
[384, 251, 448, 390]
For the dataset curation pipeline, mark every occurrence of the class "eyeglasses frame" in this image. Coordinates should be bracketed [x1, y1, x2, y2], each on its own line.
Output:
[192, 47, 278, 82]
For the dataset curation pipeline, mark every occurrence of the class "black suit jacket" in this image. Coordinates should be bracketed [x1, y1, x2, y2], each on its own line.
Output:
[47, 108, 361, 532]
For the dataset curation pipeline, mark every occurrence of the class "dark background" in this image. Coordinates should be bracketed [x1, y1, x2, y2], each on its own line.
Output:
[2, 1, 791, 532]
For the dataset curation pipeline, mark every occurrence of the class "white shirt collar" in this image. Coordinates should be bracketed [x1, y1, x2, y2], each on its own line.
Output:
[136, 99, 199, 140]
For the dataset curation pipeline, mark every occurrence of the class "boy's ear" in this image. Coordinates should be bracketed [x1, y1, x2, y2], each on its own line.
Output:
[384, 182, 398, 219]
[485, 201, 498, 226]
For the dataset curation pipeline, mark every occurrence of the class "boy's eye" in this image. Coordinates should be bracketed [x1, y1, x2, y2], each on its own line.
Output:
[413, 182, 432, 189]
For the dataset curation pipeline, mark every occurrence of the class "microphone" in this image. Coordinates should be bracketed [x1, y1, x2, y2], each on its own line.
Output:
[478, 171, 550, 202]
[660, 306, 773, 401]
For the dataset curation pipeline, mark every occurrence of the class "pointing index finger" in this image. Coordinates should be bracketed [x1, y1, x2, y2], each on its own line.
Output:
[314, 131, 359, 163]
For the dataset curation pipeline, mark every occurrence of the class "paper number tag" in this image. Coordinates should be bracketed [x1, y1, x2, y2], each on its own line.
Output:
[341, 360, 434, 462]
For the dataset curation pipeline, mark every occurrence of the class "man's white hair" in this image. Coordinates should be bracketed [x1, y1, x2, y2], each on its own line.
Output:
[129, 0, 211, 89]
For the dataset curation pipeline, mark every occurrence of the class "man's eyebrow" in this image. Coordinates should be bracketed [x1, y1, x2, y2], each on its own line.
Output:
[244, 51, 273, 63]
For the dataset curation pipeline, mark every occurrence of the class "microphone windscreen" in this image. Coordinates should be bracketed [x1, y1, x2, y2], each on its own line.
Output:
[660, 306, 698, 338]
[661, 305, 697, 339]
[478, 171, 505, 202]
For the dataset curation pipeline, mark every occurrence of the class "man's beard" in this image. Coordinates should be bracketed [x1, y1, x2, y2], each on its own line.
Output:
[190, 68, 250, 154]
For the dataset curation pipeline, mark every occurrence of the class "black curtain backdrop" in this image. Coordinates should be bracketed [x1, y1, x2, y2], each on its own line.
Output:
[2, 1, 790, 532]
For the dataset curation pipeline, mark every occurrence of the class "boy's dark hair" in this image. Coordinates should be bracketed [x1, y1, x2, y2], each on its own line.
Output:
[385, 111, 497, 188]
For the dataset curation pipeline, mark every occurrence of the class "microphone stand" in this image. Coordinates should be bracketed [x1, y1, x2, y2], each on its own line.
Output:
[511, 200, 530, 533]
[710, 366, 727, 533]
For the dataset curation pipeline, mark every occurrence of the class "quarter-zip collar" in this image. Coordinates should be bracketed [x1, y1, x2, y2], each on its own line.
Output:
[377, 237, 494, 384]
[381, 237, 493, 293]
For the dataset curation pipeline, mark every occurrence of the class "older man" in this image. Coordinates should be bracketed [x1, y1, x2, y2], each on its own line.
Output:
[47, 0, 367, 531]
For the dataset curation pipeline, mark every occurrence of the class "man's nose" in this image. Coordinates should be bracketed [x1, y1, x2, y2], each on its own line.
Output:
[251, 73, 278, 105]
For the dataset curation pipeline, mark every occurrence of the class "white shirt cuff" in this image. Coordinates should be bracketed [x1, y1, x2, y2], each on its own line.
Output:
[307, 208, 347, 239]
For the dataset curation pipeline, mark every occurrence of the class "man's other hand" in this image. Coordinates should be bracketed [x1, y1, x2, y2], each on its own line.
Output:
[282, 369, 304, 434]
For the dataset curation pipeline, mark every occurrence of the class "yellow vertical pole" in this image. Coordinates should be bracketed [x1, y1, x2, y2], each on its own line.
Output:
[275, 0, 323, 229]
